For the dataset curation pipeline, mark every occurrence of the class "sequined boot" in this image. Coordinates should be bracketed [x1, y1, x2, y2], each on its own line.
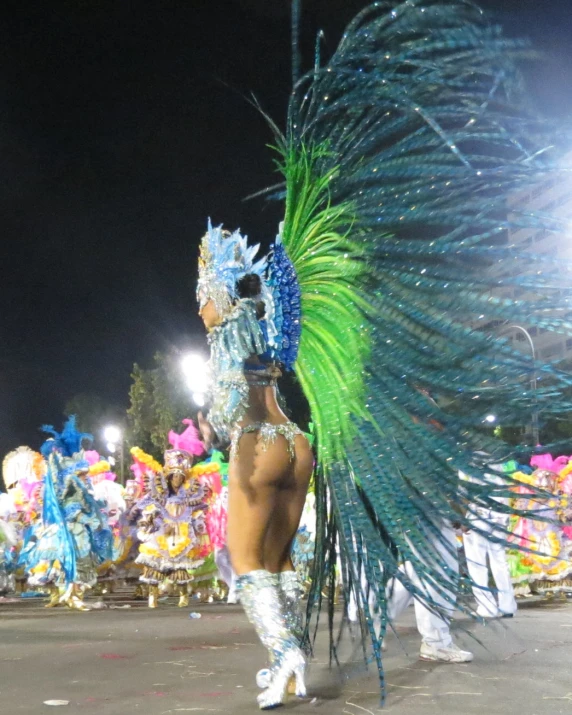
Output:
[236, 569, 306, 710]
[280, 571, 306, 645]
[256, 571, 306, 691]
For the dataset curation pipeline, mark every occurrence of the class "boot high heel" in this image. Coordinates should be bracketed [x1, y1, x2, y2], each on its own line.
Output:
[257, 648, 306, 709]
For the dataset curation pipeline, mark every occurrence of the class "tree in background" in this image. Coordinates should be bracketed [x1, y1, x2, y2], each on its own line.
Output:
[127, 352, 195, 459]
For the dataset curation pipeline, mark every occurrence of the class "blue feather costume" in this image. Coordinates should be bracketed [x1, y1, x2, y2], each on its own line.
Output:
[20, 418, 111, 607]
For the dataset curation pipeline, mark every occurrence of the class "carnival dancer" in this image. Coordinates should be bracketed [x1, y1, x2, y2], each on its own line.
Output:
[204, 450, 235, 602]
[20, 418, 112, 610]
[0, 514, 18, 594]
[86, 451, 126, 528]
[112, 448, 158, 597]
[509, 455, 572, 595]
[196, 226, 314, 708]
[166, 420, 218, 597]
[0, 486, 21, 595]
[1, 446, 46, 593]
[135, 448, 209, 608]
[59, 460, 113, 605]
[85, 452, 126, 593]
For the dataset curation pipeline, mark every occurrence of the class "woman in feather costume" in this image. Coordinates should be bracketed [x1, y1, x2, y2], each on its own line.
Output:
[195, 0, 572, 707]
[197, 230, 314, 708]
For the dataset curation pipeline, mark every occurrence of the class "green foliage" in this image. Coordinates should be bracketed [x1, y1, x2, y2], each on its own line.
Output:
[126, 352, 195, 460]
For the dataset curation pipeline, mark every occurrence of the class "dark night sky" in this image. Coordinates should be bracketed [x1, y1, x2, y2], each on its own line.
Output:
[1, 0, 571, 457]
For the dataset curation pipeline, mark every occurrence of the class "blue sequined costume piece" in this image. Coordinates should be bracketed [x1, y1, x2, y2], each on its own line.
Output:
[206, 299, 267, 441]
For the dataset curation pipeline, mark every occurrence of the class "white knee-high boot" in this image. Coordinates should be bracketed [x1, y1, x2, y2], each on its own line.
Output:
[236, 569, 306, 709]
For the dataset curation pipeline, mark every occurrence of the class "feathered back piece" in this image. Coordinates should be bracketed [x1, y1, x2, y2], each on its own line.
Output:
[255, 0, 572, 698]
[197, 219, 267, 317]
[168, 419, 205, 457]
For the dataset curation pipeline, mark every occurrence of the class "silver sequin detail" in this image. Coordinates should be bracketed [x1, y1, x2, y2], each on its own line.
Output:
[236, 570, 299, 665]
[230, 422, 305, 462]
[206, 300, 266, 441]
[279, 571, 305, 648]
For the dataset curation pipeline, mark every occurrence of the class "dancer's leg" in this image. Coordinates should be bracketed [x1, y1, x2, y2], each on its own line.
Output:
[227, 432, 303, 575]
[228, 432, 312, 709]
[262, 434, 313, 573]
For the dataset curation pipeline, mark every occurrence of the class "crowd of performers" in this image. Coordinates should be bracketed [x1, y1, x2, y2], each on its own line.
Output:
[1, 416, 572, 615]
[0, 416, 316, 610]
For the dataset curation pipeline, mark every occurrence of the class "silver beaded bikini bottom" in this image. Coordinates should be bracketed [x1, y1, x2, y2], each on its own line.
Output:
[230, 422, 305, 461]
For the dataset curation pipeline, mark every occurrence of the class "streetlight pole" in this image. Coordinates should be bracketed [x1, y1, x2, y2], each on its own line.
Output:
[501, 324, 539, 446]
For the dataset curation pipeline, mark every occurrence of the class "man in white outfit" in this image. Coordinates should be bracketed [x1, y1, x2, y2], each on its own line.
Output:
[385, 522, 473, 662]
[460, 460, 517, 619]
[348, 522, 473, 663]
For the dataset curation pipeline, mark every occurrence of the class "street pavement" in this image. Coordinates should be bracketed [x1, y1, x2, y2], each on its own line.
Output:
[1, 594, 572, 715]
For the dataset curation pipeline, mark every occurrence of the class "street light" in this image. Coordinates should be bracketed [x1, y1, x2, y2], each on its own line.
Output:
[103, 425, 125, 484]
[104, 426, 121, 444]
[181, 353, 209, 407]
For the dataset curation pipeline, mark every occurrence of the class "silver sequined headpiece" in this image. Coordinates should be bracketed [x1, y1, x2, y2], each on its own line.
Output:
[197, 219, 267, 317]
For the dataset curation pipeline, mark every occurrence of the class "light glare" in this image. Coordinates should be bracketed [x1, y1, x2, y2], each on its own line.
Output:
[104, 425, 121, 443]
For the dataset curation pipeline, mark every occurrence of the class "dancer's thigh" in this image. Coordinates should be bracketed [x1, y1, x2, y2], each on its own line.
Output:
[226, 431, 294, 574]
[263, 435, 313, 572]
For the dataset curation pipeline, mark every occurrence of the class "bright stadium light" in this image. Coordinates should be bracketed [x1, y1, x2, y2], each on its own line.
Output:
[181, 353, 209, 395]
[104, 425, 121, 444]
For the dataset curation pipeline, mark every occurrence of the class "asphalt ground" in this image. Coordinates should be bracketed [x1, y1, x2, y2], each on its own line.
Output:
[1, 593, 571, 715]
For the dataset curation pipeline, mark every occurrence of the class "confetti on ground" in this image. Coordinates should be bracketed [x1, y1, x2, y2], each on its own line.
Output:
[43, 701, 70, 707]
